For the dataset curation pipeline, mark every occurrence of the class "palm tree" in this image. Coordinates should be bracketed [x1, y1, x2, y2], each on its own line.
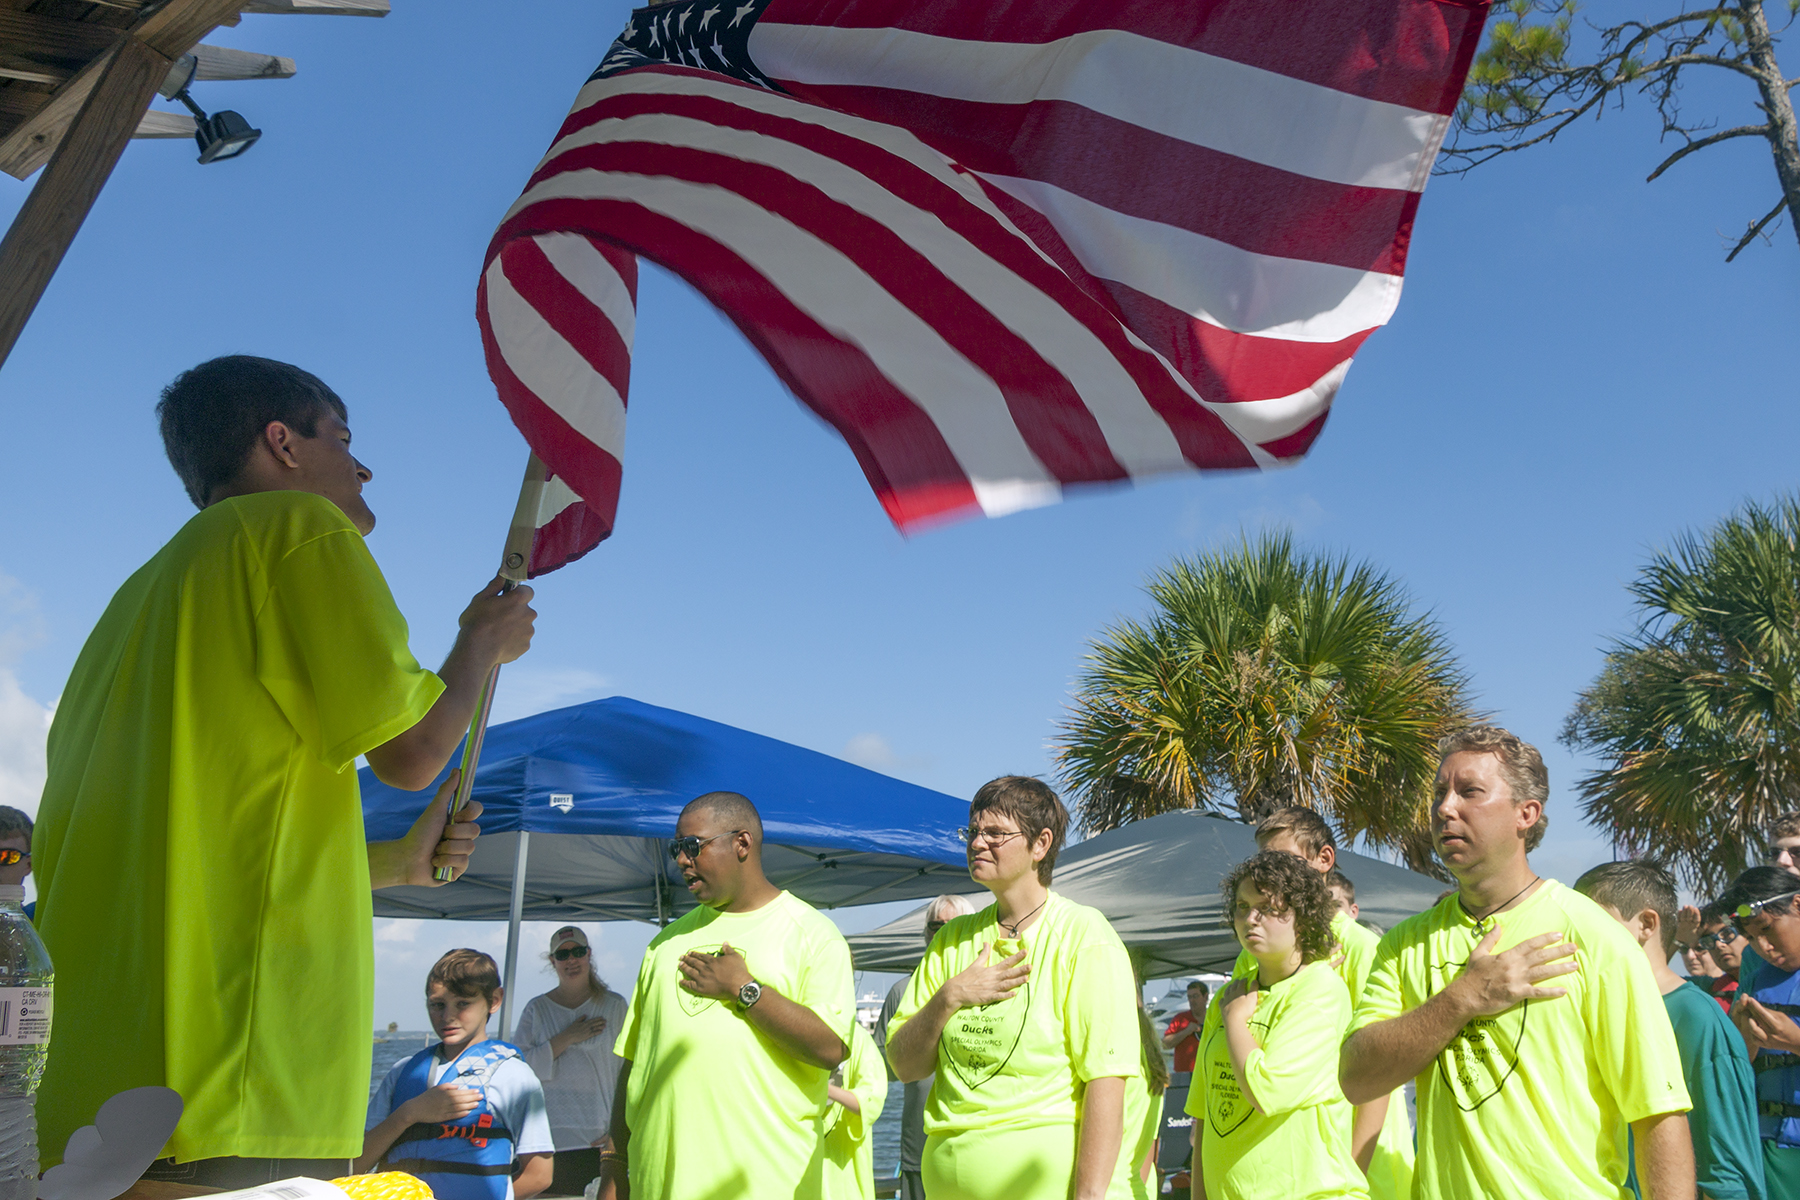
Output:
[1562, 495, 1800, 894]
[1054, 533, 1476, 876]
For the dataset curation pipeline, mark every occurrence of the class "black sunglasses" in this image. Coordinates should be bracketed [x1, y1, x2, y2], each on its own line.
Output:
[668, 831, 744, 862]
[1694, 928, 1743, 954]
[553, 945, 589, 961]
[0, 850, 26, 867]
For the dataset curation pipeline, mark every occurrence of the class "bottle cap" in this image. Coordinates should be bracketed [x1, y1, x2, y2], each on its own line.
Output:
[0, 885, 24, 901]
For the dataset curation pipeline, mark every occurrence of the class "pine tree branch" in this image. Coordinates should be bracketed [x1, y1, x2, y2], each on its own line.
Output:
[1648, 123, 1772, 179]
[1726, 196, 1789, 260]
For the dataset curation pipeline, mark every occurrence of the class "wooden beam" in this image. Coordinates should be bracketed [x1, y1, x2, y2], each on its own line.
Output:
[133, 109, 196, 138]
[0, 37, 171, 370]
[0, 0, 245, 179]
[184, 43, 298, 85]
[0, 12, 124, 64]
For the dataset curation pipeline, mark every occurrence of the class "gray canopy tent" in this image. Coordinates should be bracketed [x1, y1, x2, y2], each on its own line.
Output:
[845, 807, 1449, 977]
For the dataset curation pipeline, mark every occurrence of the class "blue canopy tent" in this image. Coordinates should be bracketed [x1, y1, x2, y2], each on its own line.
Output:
[361, 695, 971, 1036]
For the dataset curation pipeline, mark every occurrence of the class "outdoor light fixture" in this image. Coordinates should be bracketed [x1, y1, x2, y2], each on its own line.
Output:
[170, 85, 262, 164]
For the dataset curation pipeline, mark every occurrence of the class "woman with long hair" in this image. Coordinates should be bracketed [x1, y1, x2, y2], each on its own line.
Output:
[1188, 852, 1365, 1200]
[1112, 1004, 1171, 1199]
[885, 776, 1141, 1200]
[514, 926, 629, 1197]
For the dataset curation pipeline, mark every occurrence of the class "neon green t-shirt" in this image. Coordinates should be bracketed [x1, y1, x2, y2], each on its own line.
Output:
[823, 1021, 888, 1200]
[1349, 880, 1692, 1200]
[615, 889, 854, 1200]
[888, 892, 1140, 1197]
[1232, 911, 1412, 1199]
[892, 892, 1141, 1132]
[1111, 1074, 1163, 1200]
[34, 492, 443, 1166]
[1188, 960, 1368, 1200]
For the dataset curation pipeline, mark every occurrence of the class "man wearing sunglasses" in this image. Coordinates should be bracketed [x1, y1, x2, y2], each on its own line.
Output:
[873, 894, 977, 1200]
[599, 790, 853, 1200]
[0, 807, 32, 920]
[1716, 866, 1800, 1195]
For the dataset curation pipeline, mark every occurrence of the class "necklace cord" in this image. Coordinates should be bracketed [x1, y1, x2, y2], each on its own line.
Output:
[1462, 876, 1540, 936]
[999, 894, 1049, 938]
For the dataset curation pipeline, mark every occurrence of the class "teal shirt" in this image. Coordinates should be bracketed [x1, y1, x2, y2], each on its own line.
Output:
[1629, 981, 1765, 1200]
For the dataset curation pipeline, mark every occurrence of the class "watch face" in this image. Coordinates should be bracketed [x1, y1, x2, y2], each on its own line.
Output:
[739, 980, 762, 1007]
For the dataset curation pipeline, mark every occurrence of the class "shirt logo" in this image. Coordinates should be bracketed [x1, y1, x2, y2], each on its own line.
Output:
[1427, 954, 1528, 1110]
[673, 943, 744, 1017]
[1202, 1009, 1272, 1137]
[941, 976, 1031, 1089]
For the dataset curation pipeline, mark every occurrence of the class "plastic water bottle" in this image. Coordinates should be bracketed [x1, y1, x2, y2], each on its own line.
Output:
[0, 885, 52, 1200]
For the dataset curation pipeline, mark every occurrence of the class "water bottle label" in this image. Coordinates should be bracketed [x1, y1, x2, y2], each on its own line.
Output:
[0, 988, 50, 1045]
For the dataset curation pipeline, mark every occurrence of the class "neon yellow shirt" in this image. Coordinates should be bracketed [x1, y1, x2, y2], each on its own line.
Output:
[892, 892, 1141, 1135]
[889, 892, 1139, 1200]
[1233, 912, 1412, 1199]
[1110, 1075, 1163, 1200]
[1349, 880, 1692, 1200]
[823, 1022, 888, 1200]
[1188, 960, 1368, 1200]
[34, 492, 443, 1166]
[615, 889, 854, 1200]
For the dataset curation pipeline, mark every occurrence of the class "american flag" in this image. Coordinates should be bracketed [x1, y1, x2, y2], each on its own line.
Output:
[478, 0, 1489, 576]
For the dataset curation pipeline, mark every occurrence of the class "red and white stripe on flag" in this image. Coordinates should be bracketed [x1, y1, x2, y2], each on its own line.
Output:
[478, 0, 1488, 573]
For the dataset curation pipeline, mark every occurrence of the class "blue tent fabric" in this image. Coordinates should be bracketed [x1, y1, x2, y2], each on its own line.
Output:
[361, 695, 973, 922]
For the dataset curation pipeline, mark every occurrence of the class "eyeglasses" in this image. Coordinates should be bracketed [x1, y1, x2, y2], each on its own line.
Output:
[553, 945, 589, 961]
[1732, 890, 1800, 938]
[1694, 928, 1744, 954]
[0, 850, 26, 867]
[959, 826, 1026, 848]
[924, 920, 947, 939]
[668, 831, 743, 862]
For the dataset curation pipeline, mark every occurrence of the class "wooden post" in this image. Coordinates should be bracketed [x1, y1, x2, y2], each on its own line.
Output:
[0, 37, 169, 370]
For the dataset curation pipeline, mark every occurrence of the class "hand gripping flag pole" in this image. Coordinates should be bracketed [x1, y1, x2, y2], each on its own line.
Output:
[433, 452, 550, 883]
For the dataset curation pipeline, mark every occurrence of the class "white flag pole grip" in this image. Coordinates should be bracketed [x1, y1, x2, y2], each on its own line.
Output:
[434, 454, 550, 883]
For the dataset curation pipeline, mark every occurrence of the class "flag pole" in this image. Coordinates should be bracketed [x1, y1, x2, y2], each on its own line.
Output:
[434, 452, 550, 882]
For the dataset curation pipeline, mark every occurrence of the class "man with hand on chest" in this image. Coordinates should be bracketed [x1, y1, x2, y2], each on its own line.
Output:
[1339, 725, 1695, 1200]
[597, 791, 853, 1200]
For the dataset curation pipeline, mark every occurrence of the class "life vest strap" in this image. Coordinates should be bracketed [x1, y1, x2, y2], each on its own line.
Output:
[1754, 1052, 1800, 1074]
[1765, 1002, 1800, 1016]
[382, 1159, 518, 1178]
[1760, 1100, 1800, 1119]
[390, 1121, 517, 1149]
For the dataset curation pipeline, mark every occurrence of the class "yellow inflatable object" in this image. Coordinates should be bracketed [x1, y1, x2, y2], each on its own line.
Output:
[331, 1173, 434, 1200]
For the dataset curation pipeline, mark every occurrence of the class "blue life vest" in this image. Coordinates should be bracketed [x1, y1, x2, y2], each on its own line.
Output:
[382, 1039, 523, 1200]
[1747, 961, 1800, 1148]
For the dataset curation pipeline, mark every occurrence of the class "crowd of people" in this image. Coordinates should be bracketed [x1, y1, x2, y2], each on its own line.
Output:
[18, 355, 1800, 1200]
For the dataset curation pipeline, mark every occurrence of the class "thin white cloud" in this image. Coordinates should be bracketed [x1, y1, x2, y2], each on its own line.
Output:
[0, 670, 52, 820]
[842, 732, 898, 770]
[488, 666, 611, 724]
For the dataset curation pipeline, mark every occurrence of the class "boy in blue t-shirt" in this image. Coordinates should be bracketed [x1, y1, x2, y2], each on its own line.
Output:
[1577, 863, 1765, 1200]
[362, 949, 555, 1200]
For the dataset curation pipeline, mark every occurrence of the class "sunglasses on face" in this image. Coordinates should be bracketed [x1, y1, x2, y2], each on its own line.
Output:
[553, 945, 589, 961]
[1694, 929, 1743, 954]
[0, 850, 26, 867]
[667, 831, 745, 862]
[1732, 890, 1800, 939]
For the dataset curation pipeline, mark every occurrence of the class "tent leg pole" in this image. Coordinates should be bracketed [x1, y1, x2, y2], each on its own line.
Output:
[499, 831, 530, 1041]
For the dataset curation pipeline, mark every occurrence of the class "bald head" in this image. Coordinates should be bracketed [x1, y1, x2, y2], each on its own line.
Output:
[683, 791, 764, 847]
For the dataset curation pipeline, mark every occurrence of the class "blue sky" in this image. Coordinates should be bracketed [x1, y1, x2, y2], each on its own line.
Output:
[0, 1, 1795, 1027]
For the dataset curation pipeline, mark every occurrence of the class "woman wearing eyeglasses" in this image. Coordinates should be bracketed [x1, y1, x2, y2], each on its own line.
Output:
[885, 776, 1140, 1200]
[515, 926, 629, 1197]
[1189, 851, 1366, 1200]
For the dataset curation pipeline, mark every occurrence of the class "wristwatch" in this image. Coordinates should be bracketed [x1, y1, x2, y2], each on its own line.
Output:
[737, 979, 763, 1010]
